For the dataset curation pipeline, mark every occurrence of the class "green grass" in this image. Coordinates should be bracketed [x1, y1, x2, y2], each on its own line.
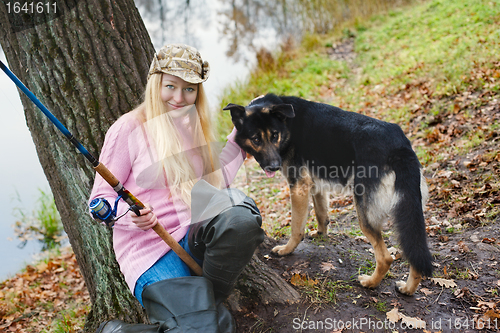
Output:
[12, 188, 63, 251]
[354, 0, 500, 95]
[347, 226, 364, 238]
[45, 305, 90, 333]
[374, 300, 387, 312]
[218, 51, 346, 112]
[217, 0, 500, 133]
[302, 278, 352, 304]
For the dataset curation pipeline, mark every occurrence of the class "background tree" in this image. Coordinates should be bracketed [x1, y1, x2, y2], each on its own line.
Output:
[0, 0, 299, 331]
[0, 0, 154, 330]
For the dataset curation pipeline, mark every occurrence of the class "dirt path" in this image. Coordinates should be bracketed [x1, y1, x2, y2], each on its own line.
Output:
[233, 217, 500, 332]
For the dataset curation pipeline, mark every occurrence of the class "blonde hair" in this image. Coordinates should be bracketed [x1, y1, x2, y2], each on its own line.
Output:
[136, 73, 222, 205]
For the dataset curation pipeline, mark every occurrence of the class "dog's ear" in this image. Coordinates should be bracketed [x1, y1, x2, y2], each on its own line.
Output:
[223, 103, 246, 129]
[270, 104, 295, 119]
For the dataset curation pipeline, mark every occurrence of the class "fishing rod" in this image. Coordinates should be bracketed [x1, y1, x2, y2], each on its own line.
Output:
[0, 60, 203, 277]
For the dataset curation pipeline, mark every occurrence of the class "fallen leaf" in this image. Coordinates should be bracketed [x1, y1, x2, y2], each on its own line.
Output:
[290, 274, 306, 286]
[482, 238, 496, 244]
[454, 287, 469, 298]
[386, 307, 400, 323]
[463, 160, 473, 168]
[476, 310, 500, 329]
[386, 307, 425, 329]
[36, 262, 48, 273]
[426, 225, 442, 237]
[390, 299, 401, 307]
[430, 278, 457, 288]
[354, 236, 369, 243]
[436, 170, 453, 178]
[457, 241, 470, 253]
[319, 261, 336, 272]
[483, 309, 500, 319]
[388, 247, 401, 260]
[477, 301, 496, 309]
[438, 235, 449, 242]
[420, 288, 433, 296]
[400, 313, 426, 329]
[290, 273, 318, 287]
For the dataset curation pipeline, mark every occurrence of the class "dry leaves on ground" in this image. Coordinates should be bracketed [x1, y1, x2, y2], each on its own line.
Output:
[386, 307, 426, 329]
[0, 247, 89, 332]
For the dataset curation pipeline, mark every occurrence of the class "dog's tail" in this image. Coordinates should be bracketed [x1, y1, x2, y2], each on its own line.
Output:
[389, 147, 433, 277]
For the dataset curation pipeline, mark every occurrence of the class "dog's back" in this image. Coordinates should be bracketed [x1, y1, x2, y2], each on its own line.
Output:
[280, 95, 433, 280]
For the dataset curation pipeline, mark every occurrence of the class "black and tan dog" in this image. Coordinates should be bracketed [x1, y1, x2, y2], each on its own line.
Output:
[223, 94, 433, 295]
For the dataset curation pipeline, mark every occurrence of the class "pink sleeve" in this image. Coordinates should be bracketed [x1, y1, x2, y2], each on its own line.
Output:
[219, 127, 246, 187]
[88, 116, 136, 217]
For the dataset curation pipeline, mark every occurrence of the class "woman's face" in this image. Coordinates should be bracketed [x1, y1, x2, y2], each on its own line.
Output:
[160, 74, 198, 111]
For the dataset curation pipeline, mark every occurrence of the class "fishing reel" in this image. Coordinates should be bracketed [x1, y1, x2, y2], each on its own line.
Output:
[89, 196, 133, 227]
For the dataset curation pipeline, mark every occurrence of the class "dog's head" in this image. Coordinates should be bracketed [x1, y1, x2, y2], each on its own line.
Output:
[223, 94, 295, 178]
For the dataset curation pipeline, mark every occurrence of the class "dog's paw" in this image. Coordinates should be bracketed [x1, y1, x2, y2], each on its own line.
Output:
[358, 274, 378, 289]
[395, 281, 415, 296]
[271, 245, 293, 256]
[308, 230, 326, 238]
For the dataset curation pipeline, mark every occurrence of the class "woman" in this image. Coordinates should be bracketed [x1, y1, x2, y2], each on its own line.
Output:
[90, 44, 264, 333]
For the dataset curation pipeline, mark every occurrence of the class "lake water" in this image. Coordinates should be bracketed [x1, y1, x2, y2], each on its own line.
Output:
[0, 0, 287, 281]
[0, 49, 49, 280]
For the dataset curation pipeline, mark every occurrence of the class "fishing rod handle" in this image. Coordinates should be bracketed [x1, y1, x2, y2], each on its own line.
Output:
[152, 224, 203, 276]
[93, 162, 203, 276]
[94, 163, 122, 189]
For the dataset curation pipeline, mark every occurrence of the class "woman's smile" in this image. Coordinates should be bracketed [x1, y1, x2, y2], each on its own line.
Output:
[160, 74, 198, 112]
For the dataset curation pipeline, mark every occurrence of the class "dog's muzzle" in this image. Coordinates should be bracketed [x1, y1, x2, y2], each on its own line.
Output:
[263, 164, 280, 178]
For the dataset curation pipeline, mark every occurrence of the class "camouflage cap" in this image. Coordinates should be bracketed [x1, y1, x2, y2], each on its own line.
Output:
[148, 44, 210, 83]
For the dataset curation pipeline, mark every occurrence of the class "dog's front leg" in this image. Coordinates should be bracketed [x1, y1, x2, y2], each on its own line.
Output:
[310, 189, 330, 237]
[272, 179, 311, 256]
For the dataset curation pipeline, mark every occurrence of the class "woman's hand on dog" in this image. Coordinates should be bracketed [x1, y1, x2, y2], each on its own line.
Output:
[130, 203, 158, 230]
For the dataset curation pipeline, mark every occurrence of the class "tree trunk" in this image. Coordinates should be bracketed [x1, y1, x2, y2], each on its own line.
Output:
[0, 1, 299, 331]
[236, 253, 300, 306]
[0, 1, 154, 330]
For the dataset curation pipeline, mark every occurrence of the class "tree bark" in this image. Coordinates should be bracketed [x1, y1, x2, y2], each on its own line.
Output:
[0, 0, 299, 331]
[236, 253, 300, 305]
[0, 0, 154, 331]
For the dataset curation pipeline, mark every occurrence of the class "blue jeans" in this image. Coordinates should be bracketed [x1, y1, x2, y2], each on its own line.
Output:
[134, 231, 202, 306]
